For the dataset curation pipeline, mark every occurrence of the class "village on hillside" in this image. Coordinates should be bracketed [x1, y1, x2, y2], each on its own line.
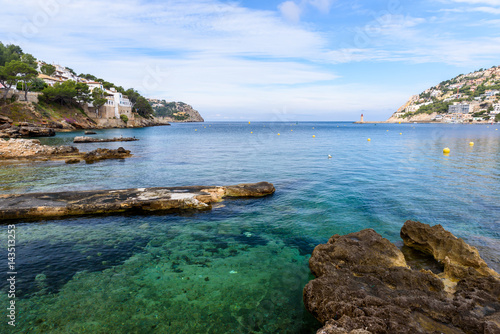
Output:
[390, 66, 500, 123]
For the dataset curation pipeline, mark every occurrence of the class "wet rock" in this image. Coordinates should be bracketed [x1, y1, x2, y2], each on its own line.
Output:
[84, 131, 97, 135]
[83, 147, 132, 163]
[74, 136, 139, 143]
[303, 222, 500, 334]
[224, 182, 276, 197]
[65, 158, 81, 164]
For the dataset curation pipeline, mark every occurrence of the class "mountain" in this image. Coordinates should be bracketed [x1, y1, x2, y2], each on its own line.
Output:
[387, 66, 500, 123]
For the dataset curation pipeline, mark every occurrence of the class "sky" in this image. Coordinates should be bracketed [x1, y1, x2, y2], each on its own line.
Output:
[1, 0, 500, 121]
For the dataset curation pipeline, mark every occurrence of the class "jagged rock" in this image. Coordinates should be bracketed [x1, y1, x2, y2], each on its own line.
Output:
[401, 220, 499, 280]
[0, 123, 11, 130]
[73, 136, 138, 143]
[83, 147, 131, 163]
[84, 131, 97, 135]
[304, 223, 500, 334]
[65, 158, 81, 164]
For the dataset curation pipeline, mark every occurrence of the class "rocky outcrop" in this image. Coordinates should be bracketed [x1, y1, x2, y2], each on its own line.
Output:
[0, 182, 275, 220]
[84, 131, 97, 135]
[0, 139, 78, 159]
[303, 221, 500, 334]
[0, 139, 133, 164]
[73, 136, 139, 143]
[401, 220, 499, 280]
[0, 125, 56, 138]
[83, 147, 131, 163]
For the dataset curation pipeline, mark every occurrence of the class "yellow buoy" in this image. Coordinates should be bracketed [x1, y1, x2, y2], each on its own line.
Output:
[251, 132, 253, 134]
[291, 129, 293, 131]
[312, 135, 316, 138]
[399, 133, 402, 135]
[278, 133, 280, 136]
[248, 121, 251, 124]
[443, 147, 450, 154]
[399, 121, 401, 124]
[469, 142, 474, 146]
[387, 130, 389, 132]
[367, 138, 371, 141]
[195, 129, 197, 131]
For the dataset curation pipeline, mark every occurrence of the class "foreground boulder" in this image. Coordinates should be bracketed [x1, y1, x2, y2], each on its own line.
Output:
[0, 182, 275, 220]
[304, 221, 500, 334]
[401, 220, 498, 280]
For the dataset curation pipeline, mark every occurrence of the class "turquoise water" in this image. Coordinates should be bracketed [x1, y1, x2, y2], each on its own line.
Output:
[1, 122, 499, 333]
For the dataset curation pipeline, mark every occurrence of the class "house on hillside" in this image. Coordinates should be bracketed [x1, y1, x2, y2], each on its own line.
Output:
[38, 73, 62, 86]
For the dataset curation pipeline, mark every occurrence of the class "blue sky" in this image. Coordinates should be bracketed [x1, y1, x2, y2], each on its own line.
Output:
[1, 0, 500, 121]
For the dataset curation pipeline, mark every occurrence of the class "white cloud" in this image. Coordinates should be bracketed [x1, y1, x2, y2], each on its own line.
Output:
[278, 1, 303, 22]
[308, 0, 336, 13]
[449, 0, 500, 5]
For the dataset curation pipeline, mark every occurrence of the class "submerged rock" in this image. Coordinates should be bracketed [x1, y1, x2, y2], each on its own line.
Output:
[303, 221, 500, 334]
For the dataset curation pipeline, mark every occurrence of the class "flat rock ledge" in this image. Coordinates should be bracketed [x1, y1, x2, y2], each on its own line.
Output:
[73, 136, 139, 143]
[303, 220, 500, 334]
[0, 182, 275, 220]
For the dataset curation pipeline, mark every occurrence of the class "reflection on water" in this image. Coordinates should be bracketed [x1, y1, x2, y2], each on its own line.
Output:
[0, 122, 499, 332]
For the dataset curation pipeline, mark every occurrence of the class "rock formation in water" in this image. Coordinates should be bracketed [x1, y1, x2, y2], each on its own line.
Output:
[83, 147, 131, 163]
[303, 220, 500, 334]
[0, 182, 276, 220]
[73, 136, 139, 143]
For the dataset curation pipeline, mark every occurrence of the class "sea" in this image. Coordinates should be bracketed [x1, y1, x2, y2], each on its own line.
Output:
[0, 121, 499, 333]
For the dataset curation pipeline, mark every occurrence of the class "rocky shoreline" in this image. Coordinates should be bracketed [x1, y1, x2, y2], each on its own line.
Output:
[0, 138, 131, 164]
[303, 220, 500, 334]
[0, 182, 275, 220]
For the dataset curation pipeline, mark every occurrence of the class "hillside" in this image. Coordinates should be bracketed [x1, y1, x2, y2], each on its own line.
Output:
[387, 66, 500, 123]
[0, 42, 203, 131]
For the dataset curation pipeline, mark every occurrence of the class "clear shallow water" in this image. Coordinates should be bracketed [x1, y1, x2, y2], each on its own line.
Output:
[1, 121, 499, 333]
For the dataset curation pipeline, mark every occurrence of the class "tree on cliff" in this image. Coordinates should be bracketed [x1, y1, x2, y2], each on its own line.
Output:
[134, 96, 154, 118]
[0, 43, 22, 67]
[0, 60, 37, 100]
[16, 61, 38, 101]
[41, 63, 56, 76]
[125, 88, 140, 108]
[91, 88, 107, 115]
[40, 80, 78, 106]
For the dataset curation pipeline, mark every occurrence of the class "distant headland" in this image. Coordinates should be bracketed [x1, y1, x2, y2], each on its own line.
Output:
[385, 65, 500, 124]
